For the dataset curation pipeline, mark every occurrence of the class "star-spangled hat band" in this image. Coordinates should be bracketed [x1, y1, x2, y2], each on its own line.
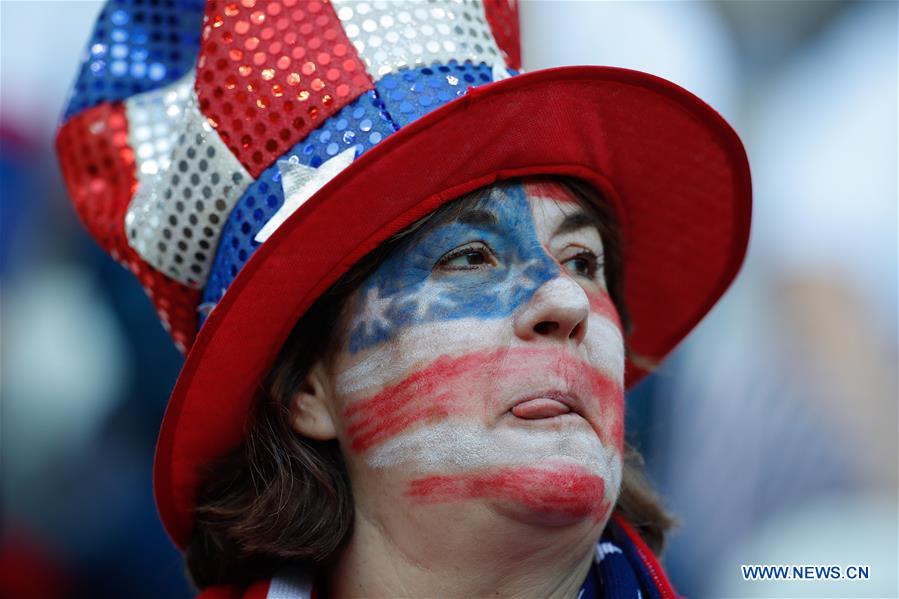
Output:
[56, 0, 751, 547]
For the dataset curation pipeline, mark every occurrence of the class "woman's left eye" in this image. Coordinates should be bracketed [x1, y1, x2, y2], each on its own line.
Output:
[562, 251, 599, 279]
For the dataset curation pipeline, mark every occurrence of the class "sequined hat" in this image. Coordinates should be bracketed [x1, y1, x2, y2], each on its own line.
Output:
[56, 0, 751, 548]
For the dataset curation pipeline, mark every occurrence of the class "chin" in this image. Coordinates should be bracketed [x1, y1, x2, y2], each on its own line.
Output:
[492, 462, 613, 528]
[405, 461, 613, 529]
[494, 499, 612, 529]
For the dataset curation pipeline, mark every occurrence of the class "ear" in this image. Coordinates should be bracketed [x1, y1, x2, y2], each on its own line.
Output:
[287, 360, 338, 441]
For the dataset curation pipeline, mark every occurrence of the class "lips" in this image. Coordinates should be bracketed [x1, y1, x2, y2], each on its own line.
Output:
[511, 397, 571, 419]
[509, 391, 581, 420]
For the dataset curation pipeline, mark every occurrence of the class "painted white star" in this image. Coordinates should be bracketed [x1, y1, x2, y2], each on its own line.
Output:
[352, 287, 393, 339]
[404, 277, 458, 320]
[494, 258, 542, 308]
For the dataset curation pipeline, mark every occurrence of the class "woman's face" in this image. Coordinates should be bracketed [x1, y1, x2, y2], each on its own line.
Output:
[313, 180, 624, 532]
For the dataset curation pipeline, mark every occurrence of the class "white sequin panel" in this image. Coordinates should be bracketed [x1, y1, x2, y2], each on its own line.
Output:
[125, 92, 252, 288]
[125, 70, 193, 183]
[333, 0, 504, 79]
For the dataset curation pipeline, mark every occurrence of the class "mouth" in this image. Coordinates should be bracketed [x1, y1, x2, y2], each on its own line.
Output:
[509, 391, 582, 420]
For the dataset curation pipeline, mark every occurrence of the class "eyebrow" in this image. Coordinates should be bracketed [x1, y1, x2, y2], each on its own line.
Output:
[554, 211, 599, 236]
[454, 208, 500, 228]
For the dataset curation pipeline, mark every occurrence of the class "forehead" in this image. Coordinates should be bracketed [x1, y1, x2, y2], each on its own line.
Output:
[522, 181, 584, 230]
[523, 179, 579, 205]
[462, 180, 584, 220]
[399, 179, 602, 250]
[481, 180, 589, 234]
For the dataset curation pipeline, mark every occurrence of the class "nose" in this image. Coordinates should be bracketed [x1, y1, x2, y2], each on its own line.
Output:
[513, 276, 590, 345]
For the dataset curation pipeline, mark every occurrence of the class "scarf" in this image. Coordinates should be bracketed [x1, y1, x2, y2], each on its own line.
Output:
[581, 512, 677, 599]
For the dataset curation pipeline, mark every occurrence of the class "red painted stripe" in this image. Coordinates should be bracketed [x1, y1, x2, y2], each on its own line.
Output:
[587, 289, 621, 328]
[344, 346, 623, 452]
[523, 178, 578, 204]
[406, 464, 609, 521]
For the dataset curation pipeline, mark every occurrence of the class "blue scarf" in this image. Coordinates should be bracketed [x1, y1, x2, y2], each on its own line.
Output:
[578, 515, 676, 599]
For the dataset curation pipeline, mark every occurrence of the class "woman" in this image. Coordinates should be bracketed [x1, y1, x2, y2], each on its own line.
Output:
[56, 1, 751, 597]
[189, 176, 677, 597]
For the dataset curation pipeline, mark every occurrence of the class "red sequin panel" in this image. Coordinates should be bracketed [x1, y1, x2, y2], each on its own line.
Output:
[484, 0, 521, 70]
[197, 0, 374, 178]
[56, 102, 136, 256]
[56, 103, 200, 352]
[125, 253, 201, 354]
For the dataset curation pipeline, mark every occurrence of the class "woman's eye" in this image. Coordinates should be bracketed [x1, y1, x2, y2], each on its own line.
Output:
[562, 251, 599, 279]
[436, 243, 497, 271]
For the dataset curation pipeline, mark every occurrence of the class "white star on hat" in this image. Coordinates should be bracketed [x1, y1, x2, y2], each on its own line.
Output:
[255, 147, 357, 243]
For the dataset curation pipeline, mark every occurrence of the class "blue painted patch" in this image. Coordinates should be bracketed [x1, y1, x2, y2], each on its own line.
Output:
[347, 182, 560, 353]
[201, 90, 399, 318]
[62, 0, 204, 121]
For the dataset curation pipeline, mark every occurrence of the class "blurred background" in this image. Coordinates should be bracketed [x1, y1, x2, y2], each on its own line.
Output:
[1, 1, 896, 597]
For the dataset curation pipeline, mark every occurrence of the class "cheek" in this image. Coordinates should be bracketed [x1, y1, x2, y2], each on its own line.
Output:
[337, 288, 623, 397]
[340, 347, 531, 454]
[587, 288, 622, 330]
[333, 317, 514, 397]
[339, 345, 624, 455]
[585, 288, 625, 451]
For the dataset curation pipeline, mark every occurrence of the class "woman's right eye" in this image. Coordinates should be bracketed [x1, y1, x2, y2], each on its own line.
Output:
[435, 242, 498, 271]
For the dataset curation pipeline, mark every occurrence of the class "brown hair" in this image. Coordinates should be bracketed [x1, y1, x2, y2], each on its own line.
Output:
[186, 177, 676, 589]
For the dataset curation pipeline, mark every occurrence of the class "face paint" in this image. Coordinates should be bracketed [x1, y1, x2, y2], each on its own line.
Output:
[405, 464, 613, 525]
[327, 181, 625, 527]
[336, 304, 624, 396]
[346, 184, 559, 354]
[587, 289, 621, 328]
[367, 421, 623, 521]
[523, 179, 580, 205]
[343, 346, 624, 453]
[366, 420, 619, 475]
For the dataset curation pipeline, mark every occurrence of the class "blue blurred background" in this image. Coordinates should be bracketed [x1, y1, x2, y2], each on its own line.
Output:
[1, 1, 896, 597]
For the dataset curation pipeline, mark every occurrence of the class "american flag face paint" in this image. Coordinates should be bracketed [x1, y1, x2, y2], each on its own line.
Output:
[406, 464, 614, 526]
[325, 180, 624, 527]
[346, 183, 559, 353]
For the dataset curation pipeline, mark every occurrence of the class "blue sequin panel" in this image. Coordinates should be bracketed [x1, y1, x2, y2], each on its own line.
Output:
[201, 90, 399, 319]
[62, 0, 205, 121]
[375, 60, 496, 128]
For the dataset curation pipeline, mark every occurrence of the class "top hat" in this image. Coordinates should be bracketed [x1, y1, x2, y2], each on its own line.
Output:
[56, 0, 751, 548]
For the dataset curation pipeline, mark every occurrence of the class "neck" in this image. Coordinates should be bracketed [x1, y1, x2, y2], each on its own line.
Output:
[327, 504, 601, 599]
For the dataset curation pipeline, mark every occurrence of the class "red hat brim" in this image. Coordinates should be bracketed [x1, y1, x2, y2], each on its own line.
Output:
[154, 65, 752, 548]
